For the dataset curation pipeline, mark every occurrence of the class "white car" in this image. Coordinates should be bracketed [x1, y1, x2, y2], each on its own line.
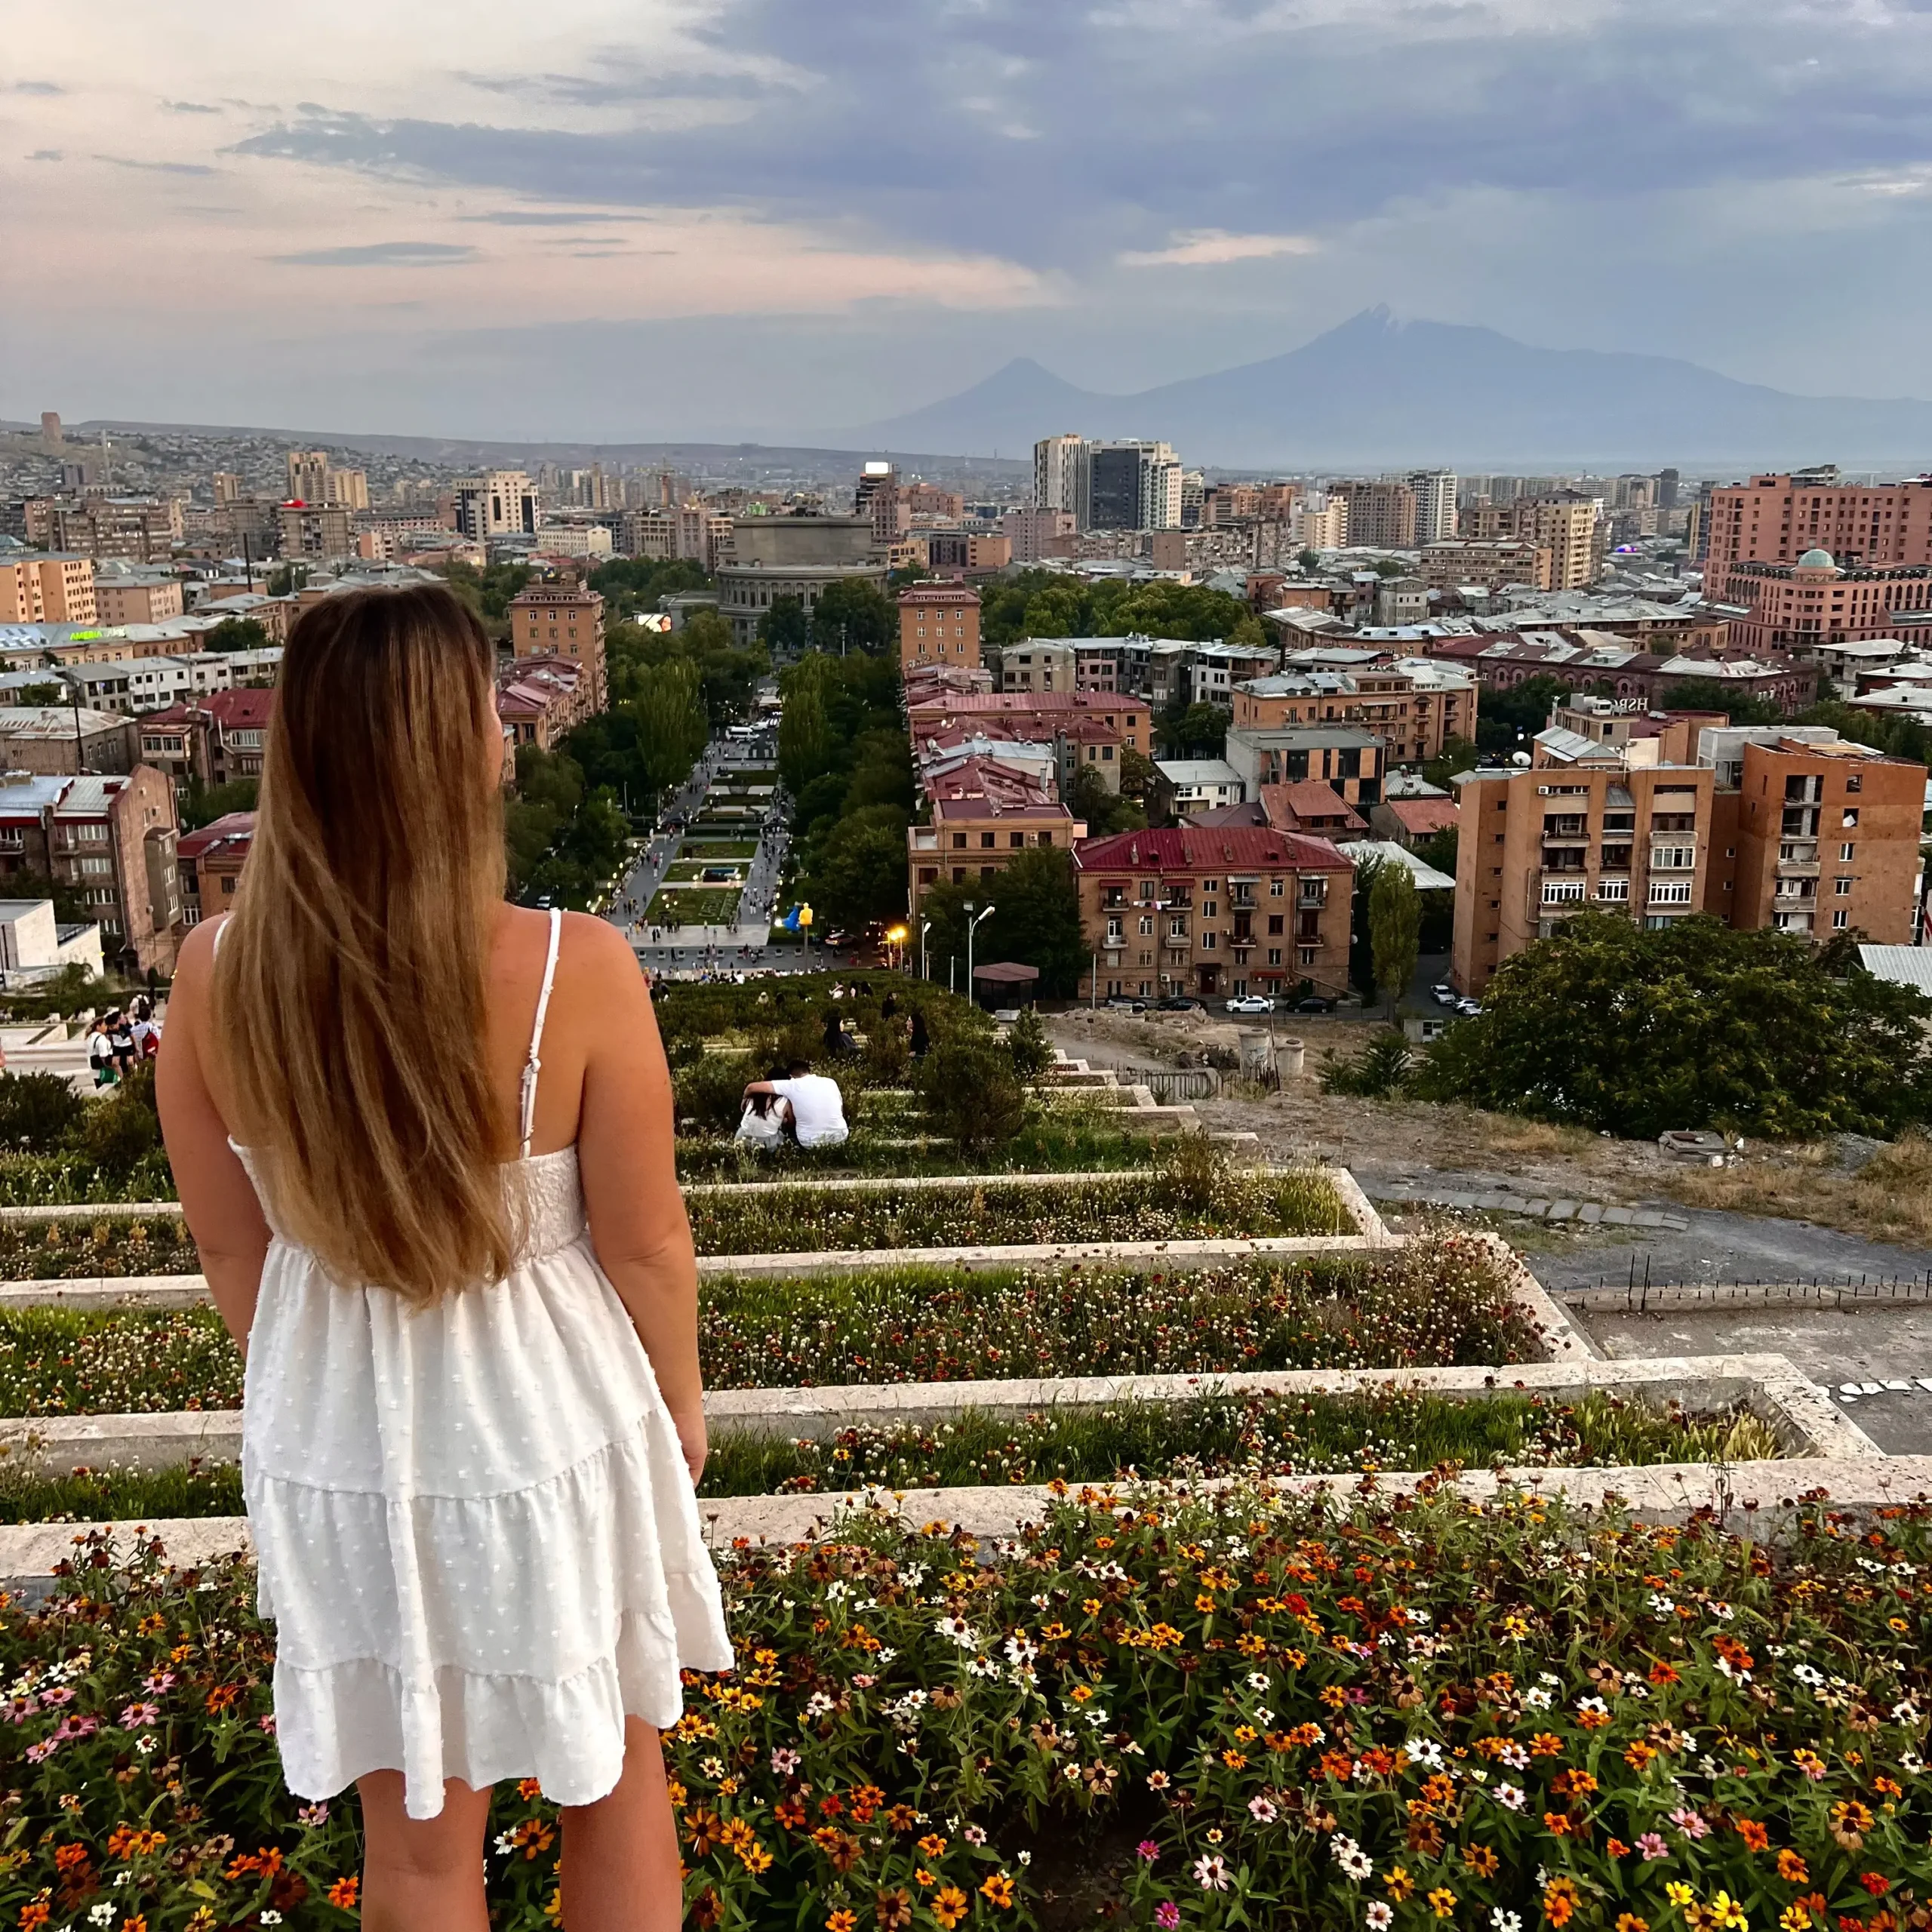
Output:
[1223, 995, 1275, 1014]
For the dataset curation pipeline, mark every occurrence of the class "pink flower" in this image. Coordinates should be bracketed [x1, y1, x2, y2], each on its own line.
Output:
[1155, 1906, 1181, 1930]
[142, 1671, 176, 1694]
[1247, 1796, 1278, 1823]
[39, 1686, 73, 1708]
[1137, 1841, 1161, 1863]
[6, 1695, 38, 1723]
[1193, 1854, 1230, 1891]
[851, 1674, 876, 1689]
[118, 1702, 159, 1728]
[964, 1826, 987, 1846]
[1669, 1807, 1709, 1841]
[24, 1737, 58, 1762]
[258, 1714, 278, 1734]
[771, 1748, 801, 1775]
[297, 1803, 330, 1827]
[1636, 1833, 1669, 1862]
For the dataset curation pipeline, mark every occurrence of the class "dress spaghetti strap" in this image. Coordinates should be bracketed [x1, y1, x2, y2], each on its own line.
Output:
[518, 908, 563, 1160]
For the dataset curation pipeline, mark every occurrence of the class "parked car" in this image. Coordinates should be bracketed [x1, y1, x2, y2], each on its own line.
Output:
[1432, 986, 1460, 1008]
[1455, 997, 1481, 1016]
[1291, 995, 1338, 1014]
[1104, 994, 1147, 1012]
[1152, 995, 1204, 1012]
[1224, 995, 1275, 1014]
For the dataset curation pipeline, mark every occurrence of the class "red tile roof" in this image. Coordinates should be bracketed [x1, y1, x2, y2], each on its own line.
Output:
[1261, 780, 1368, 832]
[1386, 798, 1460, 836]
[142, 688, 277, 730]
[1074, 826, 1355, 873]
[177, 811, 257, 861]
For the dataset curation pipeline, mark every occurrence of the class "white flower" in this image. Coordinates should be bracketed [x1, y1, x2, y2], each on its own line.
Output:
[1576, 1696, 1609, 1717]
[1017, 1850, 1032, 1866]
[1246, 1672, 1270, 1692]
[1406, 1737, 1444, 1769]
[1495, 1782, 1527, 1811]
[1332, 1833, 1373, 1881]
[804, 1691, 835, 1718]
[1893, 1699, 1922, 1724]
[937, 1615, 983, 1650]
[1004, 1635, 1039, 1668]
[1193, 1853, 1230, 1890]
[1491, 1912, 1523, 1932]
[1648, 1593, 1675, 1615]
[1522, 1687, 1553, 1711]
[1367, 1905, 1395, 1930]
[1792, 1663, 1825, 1687]
[1248, 1796, 1278, 1823]
[89, 1909, 116, 1927]
[1903, 1750, 1926, 1776]
[261, 1917, 283, 1928]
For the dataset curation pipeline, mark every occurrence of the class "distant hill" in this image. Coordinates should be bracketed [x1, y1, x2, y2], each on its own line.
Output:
[833, 308, 1932, 471]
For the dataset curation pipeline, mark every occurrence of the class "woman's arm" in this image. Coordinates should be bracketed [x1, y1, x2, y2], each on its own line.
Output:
[154, 921, 272, 1352]
[574, 921, 707, 1478]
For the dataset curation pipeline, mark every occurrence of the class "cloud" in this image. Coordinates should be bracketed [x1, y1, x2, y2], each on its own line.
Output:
[93, 154, 218, 176]
[1121, 229, 1320, 267]
[11, 81, 62, 96]
[457, 208, 653, 226]
[25, 149, 61, 162]
[161, 100, 223, 115]
[269, 240, 481, 266]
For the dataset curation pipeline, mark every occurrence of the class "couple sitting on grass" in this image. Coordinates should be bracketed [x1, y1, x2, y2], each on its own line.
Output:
[734, 1058, 849, 1151]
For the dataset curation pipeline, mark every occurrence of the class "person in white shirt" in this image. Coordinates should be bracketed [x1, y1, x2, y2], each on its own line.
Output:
[742, 1060, 848, 1149]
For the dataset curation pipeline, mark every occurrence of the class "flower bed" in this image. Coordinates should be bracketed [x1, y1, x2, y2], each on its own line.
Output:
[672, 1123, 1162, 1183]
[680, 838, 761, 859]
[651, 887, 744, 925]
[0, 1389, 1782, 1523]
[0, 1240, 1531, 1415]
[0, 1214, 198, 1281]
[0, 1151, 177, 1207]
[3, 1489, 1927, 1928]
[685, 1168, 1351, 1254]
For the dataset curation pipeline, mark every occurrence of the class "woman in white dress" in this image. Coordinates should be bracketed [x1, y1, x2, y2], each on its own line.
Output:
[156, 584, 733, 1932]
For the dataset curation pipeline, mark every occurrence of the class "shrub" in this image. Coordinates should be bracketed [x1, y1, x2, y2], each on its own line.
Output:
[675, 1051, 757, 1134]
[0, 1070, 86, 1151]
[1007, 1007, 1054, 1078]
[79, 1088, 161, 1173]
[915, 1033, 1029, 1156]
[1321, 1029, 1415, 1097]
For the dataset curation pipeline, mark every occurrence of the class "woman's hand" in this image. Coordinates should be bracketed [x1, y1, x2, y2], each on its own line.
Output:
[672, 1404, 709, 1484]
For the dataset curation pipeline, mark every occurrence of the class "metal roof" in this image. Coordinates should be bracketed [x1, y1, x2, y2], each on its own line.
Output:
[1857, 946, 1932, 995]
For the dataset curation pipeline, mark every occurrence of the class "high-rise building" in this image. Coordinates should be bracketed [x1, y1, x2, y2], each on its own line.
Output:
[1463, 491, 1599, 590]
[212, 472, 246, 505]
[854, 461, 907, 543]
[1657, 469, 1681, 512]
[325, 469, 370, 512]
[1180, 469, 1206, 529]
[0, 554, 97, 624]
[1033, 435, 1089, 517]
[1407, 472, 1458, 546]
[453, 472, 540, 543]
[898, 583, 982, 672]
[1086, 441, 1182, 531]
[285, 451, 331, 504]
[1703, 474, 1932, 602]
[39, 412, 62, 449]
[1330, 480, 1417, 549]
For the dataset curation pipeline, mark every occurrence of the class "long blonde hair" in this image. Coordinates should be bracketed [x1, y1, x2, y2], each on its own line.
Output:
[211, 584, 518, 1301]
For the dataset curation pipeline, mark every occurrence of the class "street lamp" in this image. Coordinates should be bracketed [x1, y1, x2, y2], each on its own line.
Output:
[964, 901, 995, 1006]
[918, 916, 931, 982]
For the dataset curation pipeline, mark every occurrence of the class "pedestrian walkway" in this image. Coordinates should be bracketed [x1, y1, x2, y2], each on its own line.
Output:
[1366, 1181, 1690, 1232]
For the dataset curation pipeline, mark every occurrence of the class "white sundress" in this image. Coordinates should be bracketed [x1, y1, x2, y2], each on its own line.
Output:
[230, 910, 735, 1819]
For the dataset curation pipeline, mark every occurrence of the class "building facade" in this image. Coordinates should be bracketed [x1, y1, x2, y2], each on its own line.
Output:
[898, 583, 982, 673]
[91, 575, 183, 626]
[1329, 480, 1417, 549]
[174, 811, 254, 925]
[137, 688, 276, 795]
[715, 517, 886, 649]
[1033, 435, 1089, 518]
[507, 584, 606, 706]
[1719, 552, 1932, 658]
[1462, 492, 1600, 589]
[1408, 471, 1459, 546]
[0, 555, 97, 624]
[1223, 724, 1386, 805]
[1705, 472, 1932, 588]
[1420, 539, 1552, 593]
[453, 472, 540, 543]
[1074, 825, 1355, 1001]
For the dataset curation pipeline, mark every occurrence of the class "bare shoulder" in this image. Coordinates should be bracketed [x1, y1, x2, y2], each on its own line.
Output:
[172, 915, 223, 996]
[558, 912, 644, 988]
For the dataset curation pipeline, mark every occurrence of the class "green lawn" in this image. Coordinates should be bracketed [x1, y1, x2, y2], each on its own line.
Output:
[648, 886, 743, 925]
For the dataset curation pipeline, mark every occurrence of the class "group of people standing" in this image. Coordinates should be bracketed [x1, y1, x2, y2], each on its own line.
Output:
[87, 995, 160, 1087]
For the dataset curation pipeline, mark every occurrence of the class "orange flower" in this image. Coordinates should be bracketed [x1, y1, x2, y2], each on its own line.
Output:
[826, 1913, 859, 1932]
[1462, 1844, 1500, 1877]
[1776, 1850, 1810, 1884]
[1529, 1732, 1564, 1758]
[327, 1877, 360, 1909]
[1543, 1876, 1580, 1927]
[918, 1834, 949, 1860]
[1736, 1818, 1770, 1853]
[518, 1777, 543, 1801]
[932, 1890, 970, 1931]
[1428, 1887, 1459, 1920]
[1614, 1917, 1651, 1932]
[19, 1903, 51, 1932]
[981, 1872, 1016, 1909]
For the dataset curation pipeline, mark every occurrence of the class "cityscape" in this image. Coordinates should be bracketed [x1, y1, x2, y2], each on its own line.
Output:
[8, 5, 1932, 1929]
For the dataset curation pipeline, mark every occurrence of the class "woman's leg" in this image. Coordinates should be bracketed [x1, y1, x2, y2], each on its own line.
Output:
[558, 1718, 683, 1932]
[356, 1772, 494, 1932]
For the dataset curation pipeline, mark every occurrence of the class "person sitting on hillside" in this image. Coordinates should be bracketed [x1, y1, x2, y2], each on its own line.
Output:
[741, 1059, 848, 1149]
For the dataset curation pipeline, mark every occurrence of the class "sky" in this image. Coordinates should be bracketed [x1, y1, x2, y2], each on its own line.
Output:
[8, 0, 1932, 445]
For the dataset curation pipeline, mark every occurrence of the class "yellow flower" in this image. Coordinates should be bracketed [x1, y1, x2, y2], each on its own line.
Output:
[1666, 1883, 1694, 1909]
[1710, 1896, 1747, 1931]
[1427, 1887, 1458, 1918]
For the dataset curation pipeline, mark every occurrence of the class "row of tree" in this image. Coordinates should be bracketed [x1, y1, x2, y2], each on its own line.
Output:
[979, 571, 1269, 651]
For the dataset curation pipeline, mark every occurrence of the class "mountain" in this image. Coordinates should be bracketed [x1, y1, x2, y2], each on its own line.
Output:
[835, 309, 1932, 470]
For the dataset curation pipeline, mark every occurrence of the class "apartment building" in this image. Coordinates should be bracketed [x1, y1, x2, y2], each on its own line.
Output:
[1420, 538, 1552, 593]
[1223, 724, 1386, 805]
[495, 656, 595, 752]
[854, 463, 907, 543]
[905, 482, 965, 518]
[1705, 472, 1932, 590]
[922, 530, 1011, 574]
[1703, 728, 1924, 942]
[508, 584, 605, 706]
[908, 690, 1148, 798]
[453, 472, 540, 543]
[1328, 481, 1417, 550]
[91, 574, 182, 626]
[1074, 825, 1355, 1001]
[1451, 738, 1715, 992]
[1408, 471, 1459, 546]
[0, 706, 137, 775]
[1033, 435, 1088, 517]
[1718, 552, 1932, 659]
[0, 554, 97, 625]
[999, 642, 1076, 694]
[898, 583, 982, 673]
[906, 754, 1084, 924]
[1462, 492, 1599, 589]
[137, 688, 276, 795]
[1001, 506, 1078, 564]
[23, 497, 182, 563]
[175, 811, 254, 924]
[1087, 441, 1183, 531]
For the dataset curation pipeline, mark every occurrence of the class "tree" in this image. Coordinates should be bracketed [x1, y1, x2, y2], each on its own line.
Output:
[1414, 911, 1932, 1139]
[921, 848, 1086, 998]
[810, 579, 895, 655]
[1658, 678, 1785, 727]
[758, 595, 811, 662]
[1156, 697, 1231, 760]
[1368, 862, 1421, 1016]
[1475, 675, 1573, 755]
[803, 802, 910, 930]
[265, 563, 309, 595]
[180, 777, 259, 832]
[14, 682, 63, 706]
[630, 660, 709, 808]
[777, 674, 833, 793]
[205, 616, 269, 653]
[1118, 745, 1158, 804]
[915, 1033, 1028, 1156]
[1420, 734, 1481, 792]
[1297, 548, 1323, 575]
[588, 555, 709, 619]
[0, 866, 90, 924]
[1065, 761, 1145, 838]
[1797, 700, 1932, 764]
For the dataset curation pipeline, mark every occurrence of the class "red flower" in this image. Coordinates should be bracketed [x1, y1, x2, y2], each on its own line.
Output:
[1861, 1873, 1892, 1897]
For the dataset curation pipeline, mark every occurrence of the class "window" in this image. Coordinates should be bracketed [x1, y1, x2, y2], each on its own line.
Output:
[1268, 948, 1282, 965]
[1106, 916, 1123, 943]
[1845, 772, 1863, 793]
[1833, 908, 1850, 928]
[1268, 914, 1284, 935]
[1201, 899, 1218, 920]
[1009, 832, 1025, 849]
[980, 832, 995, 849]
[1835, 876, 1853, 896]
[1542, 880, 1586, 903]
[1649, 881, 1693, 905]
[1299, 947, 1318, 967]
[1269, 878, 1284, 897]
[1139, 915, 1154, 935]
[1201, 931, 1217, 950]
[951, 832, 966, 849]
[1597, 878, 1629, 902]
[1843, 808, 1860, 828]
[1651, 846, 1696, 870]
[1841, 841, 1857, 862]
[951, 867, 965, 884]
[980, 866, 995, 881]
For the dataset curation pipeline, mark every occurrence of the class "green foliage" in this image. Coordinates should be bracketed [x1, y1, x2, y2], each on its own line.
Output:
[13, 681, 63, 705]
[0, 1065, 163, 1183]
[1416, 909, 1932, 1137]
[1659, 677, 1786, 725]
[1797, 698, 1932, 764]
[203, 615, 269, 653]
[979, 569, 1266, 649]
[1297, 545, 1323, 573]
[1155, 695, 1232, 760]
[0, 866, 89, 924]
[1475, 672, 1573, 753]
[756, 592, 812, 660]
[1007, 1006, 1054, 1078]
[1420, 732, 1481, 791]
[586, 553, 709, 617]
[806, 802, 911, 931]
[441, 557, 532, 629]
[263, 561, 308, 595]
[921, 847, 1086, 998]
[1321, 1029, 1417, 1097]
[809, 577, 895, 654]
[915, 1032, 1028, 1154]
[0, 1071, 86, 1151]
[605, 612, 765, 728]
[1064, 758, 1146, 837]
[1118, 743, 1158, 803]
[630, 657, 711, 802]
[178, 776, 257, 832]
[1367, 860, 1420, 1011]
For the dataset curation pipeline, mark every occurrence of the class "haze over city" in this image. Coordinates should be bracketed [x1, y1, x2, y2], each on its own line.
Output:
[11, 0, 1932, 451]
